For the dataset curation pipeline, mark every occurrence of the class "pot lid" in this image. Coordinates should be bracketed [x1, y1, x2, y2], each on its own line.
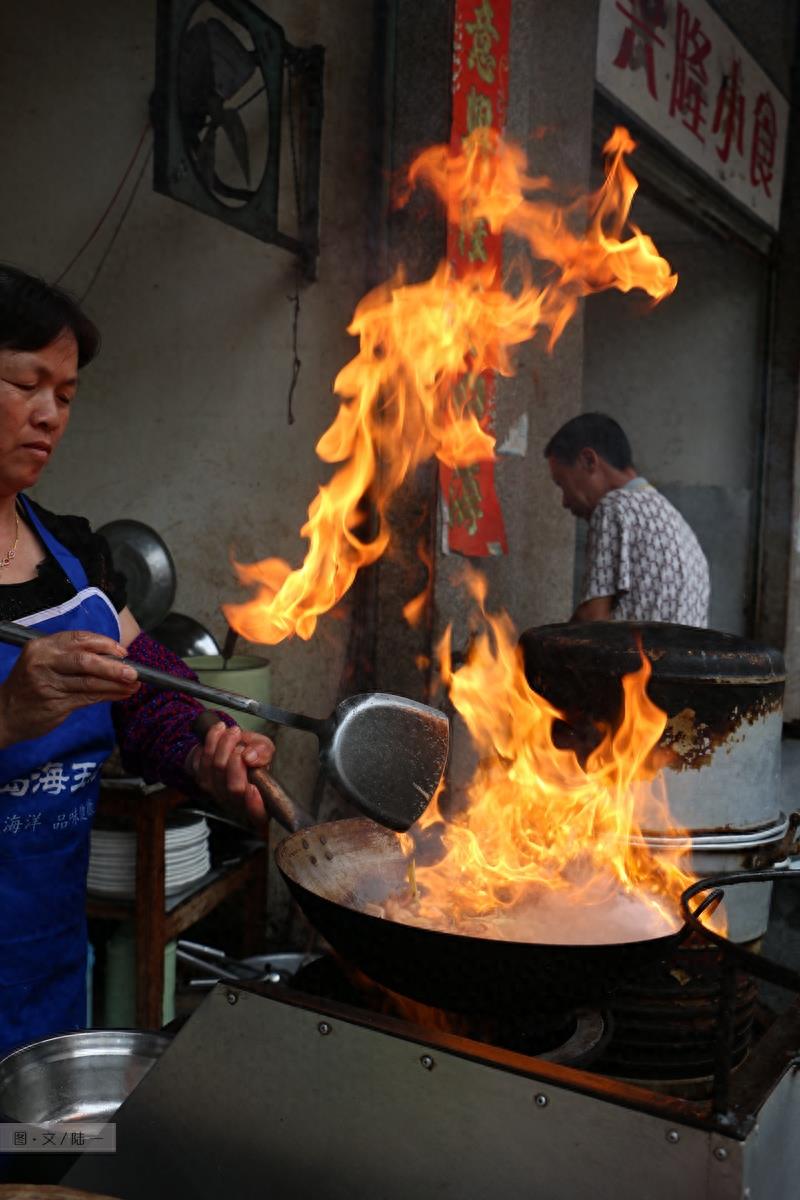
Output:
[519, 622, 786, 684]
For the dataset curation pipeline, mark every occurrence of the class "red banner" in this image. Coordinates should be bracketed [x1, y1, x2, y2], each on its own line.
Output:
[440, 0, 510, 556]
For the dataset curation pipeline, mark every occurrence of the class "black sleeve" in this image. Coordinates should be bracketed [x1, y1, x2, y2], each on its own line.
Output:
[25, 499, 128, 613]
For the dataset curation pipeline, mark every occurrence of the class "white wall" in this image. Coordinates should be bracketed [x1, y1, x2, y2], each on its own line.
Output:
[583, 188, 768, 635]
[0, 0, 378, 815]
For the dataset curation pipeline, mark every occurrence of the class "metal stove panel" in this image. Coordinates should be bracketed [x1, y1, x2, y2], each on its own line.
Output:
[62, 985, 756, 1200]
[741, 1064, 800, 1197]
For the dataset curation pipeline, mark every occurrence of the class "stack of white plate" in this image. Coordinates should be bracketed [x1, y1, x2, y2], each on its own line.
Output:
[88, 812, 211, 899]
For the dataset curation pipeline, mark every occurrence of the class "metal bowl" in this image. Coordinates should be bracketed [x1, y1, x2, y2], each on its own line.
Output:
[0, 1030, 170, 1124]
[97, 520, 177, 631]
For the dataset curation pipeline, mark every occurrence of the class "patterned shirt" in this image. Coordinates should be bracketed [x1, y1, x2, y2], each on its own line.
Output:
[582, 478, 710, 626]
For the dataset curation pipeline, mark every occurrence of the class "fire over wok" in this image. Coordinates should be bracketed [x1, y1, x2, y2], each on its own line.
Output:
[225, 130, 692, 1015]
[275, 818, 687, 1017]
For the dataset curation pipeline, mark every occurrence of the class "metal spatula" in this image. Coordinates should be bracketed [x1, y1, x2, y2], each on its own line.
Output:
[0, 620, 449, 832]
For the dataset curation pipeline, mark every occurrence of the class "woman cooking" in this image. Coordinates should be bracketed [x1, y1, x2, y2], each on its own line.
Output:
[0, 264, 274, 1057]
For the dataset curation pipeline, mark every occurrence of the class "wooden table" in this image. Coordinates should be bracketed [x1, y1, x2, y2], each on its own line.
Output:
[86, 784, 268, 1028]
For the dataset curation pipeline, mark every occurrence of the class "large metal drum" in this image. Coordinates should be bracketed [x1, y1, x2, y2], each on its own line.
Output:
[520, 622, 785, 835]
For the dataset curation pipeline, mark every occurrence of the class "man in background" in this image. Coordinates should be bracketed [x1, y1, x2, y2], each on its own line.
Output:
[545, 412, 709, 626]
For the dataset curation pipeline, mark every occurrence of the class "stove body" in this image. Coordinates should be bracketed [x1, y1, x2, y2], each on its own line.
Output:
[62, 625, 798, 1197]
[63, 978, 800, 1200]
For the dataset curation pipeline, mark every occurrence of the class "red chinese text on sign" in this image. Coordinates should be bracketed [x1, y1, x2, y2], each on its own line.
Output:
[597, 0, 788, 230]
[712, 58, 746, 163]
[669, 3, 711, 142]
[751, 92, 777, 196]
[612, 0, 668, 100]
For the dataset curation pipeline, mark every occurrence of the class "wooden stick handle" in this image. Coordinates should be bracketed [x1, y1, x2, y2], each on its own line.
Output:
[192, 712, 315, 833]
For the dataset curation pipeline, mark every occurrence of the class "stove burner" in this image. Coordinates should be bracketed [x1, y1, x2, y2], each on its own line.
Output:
[539, 1009, 609, 1066]
[290, 955, 609, 1069]
[596, 940, 757, 1084]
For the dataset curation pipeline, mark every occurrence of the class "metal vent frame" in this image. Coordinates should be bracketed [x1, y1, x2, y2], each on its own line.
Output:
[153, 0, 324, 277]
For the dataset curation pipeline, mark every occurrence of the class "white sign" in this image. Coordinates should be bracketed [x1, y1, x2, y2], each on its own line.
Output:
[596, 0, 789, 230]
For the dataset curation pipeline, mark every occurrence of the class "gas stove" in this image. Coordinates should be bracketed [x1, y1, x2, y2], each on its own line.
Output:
[287, 936, 773, 1088]
[62, 880, 800, 1200]
[61, 974, 800, 1200]
[290, 953, 613, 1068]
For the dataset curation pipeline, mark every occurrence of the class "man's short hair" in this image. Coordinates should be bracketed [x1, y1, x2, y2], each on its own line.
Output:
[544, 412, 633, 470]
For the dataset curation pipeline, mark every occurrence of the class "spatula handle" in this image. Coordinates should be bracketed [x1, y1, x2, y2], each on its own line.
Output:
[0, 619, 317, 832]
[193, 711, 314, 833]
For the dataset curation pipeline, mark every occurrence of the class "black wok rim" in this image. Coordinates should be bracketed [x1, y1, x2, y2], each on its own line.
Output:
[275, 820, 686, 956]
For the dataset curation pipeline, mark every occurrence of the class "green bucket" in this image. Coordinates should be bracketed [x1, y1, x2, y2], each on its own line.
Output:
[104, 922, 176, 1027]
[183, 655, 272, 733]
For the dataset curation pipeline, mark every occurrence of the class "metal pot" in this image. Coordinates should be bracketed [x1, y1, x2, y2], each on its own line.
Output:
[519, 622, 786, 836]
[634, 817, 792, 942]
[0, 1030, 170, 1124]
[183, 654, 272, 733]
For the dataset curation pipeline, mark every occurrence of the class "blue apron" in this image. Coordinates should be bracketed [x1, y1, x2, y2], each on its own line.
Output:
[0, 495, 119, 1057]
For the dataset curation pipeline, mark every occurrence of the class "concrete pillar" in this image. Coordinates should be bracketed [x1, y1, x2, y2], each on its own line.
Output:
[367, 0, 453, 702]
[432, 0, 600, 655]
[358, 0, 600, 814]
[368, 0, 601, 708]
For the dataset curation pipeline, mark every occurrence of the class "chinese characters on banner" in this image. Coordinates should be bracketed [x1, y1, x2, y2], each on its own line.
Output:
[441, 0, 510, 556]
[596, 0, 788, 230]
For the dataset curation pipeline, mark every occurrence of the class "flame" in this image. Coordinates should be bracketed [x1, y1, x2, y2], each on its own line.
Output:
[334, 959, 466, 1035]
[224, 124, 694, 942]
[409, 125, 676, 350]
[395, 576, 695, 941]
[402, 539, 434, 627]
[224, 126, 677, 643]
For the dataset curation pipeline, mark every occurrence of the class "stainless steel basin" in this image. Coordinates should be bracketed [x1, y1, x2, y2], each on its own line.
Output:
[0, 1029, 170, 1124]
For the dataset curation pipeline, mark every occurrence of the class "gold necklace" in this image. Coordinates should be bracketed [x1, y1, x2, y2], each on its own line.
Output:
[0, 506, 20, 570]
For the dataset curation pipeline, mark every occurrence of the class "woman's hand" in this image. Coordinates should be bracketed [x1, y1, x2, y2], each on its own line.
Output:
[0, 629, 139, 747]
[186, 721, 276, 832]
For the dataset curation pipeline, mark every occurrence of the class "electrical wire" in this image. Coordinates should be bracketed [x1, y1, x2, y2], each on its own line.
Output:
[55, 120, 152, 286]
[79, 146, 153, 304]
[285, 62, 304, 426]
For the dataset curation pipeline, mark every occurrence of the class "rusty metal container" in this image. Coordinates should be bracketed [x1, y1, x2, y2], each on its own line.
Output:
[518, 622, 786, 837]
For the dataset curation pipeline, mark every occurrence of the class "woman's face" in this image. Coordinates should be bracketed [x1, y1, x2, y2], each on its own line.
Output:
[0, 330, 78, 494]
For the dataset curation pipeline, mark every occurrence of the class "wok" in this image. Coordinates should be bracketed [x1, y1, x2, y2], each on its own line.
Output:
[275, 818, 691, 1017]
